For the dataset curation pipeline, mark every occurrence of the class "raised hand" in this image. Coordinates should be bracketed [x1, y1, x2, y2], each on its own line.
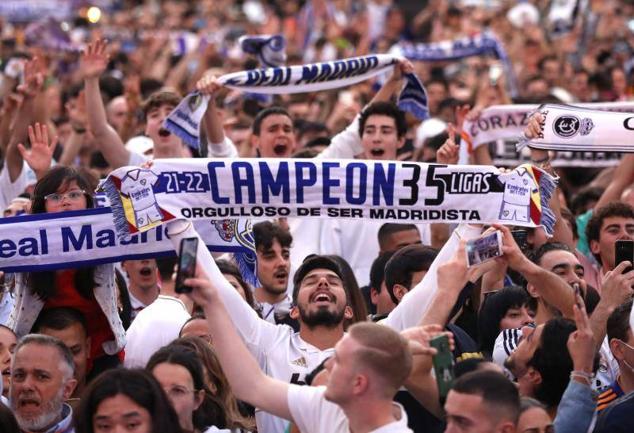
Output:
[196, 74, 223, 96]
[18, 123, 56, 179]
[80, 39, 110, 80]
[600, 261, 634, 310]
[567, 292, 595, 376]
[16, 57, 44, 98]
[436, 123, 459, 165]
[388, 58, 414, 84]
[437, 239, 469, 293]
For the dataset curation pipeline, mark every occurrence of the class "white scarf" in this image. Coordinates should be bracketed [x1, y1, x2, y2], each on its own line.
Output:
[164, 54, 429, 149]
[101, 158, 558, 238]
[518, 103, 634, 152]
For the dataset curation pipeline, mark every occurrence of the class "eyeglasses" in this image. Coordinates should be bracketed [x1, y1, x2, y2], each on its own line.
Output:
[44, 190, 87, 204]
[162, 385, 197, 399]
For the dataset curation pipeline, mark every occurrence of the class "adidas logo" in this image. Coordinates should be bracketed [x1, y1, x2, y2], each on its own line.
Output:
[291, 357, 307, 368]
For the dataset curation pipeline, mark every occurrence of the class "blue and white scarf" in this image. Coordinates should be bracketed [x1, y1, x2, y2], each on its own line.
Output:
[239, 34, 288, 105]
[101, 158, 557, 239]
[0, 207, 258, 285]
[165, 54, 429, 149]
[393, 31, 518, 97]
[519, 103, 634, 152]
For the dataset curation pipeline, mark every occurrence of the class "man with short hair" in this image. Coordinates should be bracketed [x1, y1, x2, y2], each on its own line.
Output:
[503, 318, 576, 413]
[10, 334, 77, 433]
[444, 370, 520, 433]
[586, 201, 634, 279]
[32, 308, 90, 399]
[184, 269, 415, 433]
[253, 221, 293, 323]
[121, 259, 160, 320]
[378, 223, 423, 254]
[384, 245, 438, 305]
[368, 251, 396, 321]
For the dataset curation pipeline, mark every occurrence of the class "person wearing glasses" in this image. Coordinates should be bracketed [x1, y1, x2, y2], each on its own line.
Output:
[7, 163, 126, 380]
[147, 344, 235, 433]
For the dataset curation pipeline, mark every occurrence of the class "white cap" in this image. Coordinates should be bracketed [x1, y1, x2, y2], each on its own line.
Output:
[125, 135, 154, 156]
[507, 3, 539, 28]
[414, 118, 447, 149]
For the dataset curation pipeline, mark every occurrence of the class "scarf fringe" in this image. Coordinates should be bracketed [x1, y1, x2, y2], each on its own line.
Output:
[100, 178, 132, 238]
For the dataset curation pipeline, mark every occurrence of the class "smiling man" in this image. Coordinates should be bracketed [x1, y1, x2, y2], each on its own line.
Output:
[10, 334, 77, 433]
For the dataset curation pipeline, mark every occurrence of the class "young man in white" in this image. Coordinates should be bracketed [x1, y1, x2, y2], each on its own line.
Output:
[183, 268, 416, 433]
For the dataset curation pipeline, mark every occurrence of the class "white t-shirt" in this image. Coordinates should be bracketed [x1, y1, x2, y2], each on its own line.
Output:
[120, 169, 159, 210]
[0, 162, 33, 211]
[288, 384, 412, 433]
[124, 295, 190, 368]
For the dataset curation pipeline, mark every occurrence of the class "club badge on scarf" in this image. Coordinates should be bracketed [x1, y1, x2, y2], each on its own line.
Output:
[102, 158, 557, 238]
[393, 31, 518, 97]
[519, 103, 634, 152]
[164, 54, 429, 150]
[460, 101, 634, 162]
[0, 207, 258, 286]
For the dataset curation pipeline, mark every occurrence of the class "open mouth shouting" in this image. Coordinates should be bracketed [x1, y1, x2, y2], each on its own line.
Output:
[158, 127, 172, 137]
[369, 147, 386, 158]
[273, 269, 288, 283]
[273, 143, 289, 156]
[310, 291, 336, 305]
[139, 266, 153, 277]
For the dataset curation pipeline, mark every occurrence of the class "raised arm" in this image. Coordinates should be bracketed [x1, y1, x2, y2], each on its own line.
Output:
[184, 272, 292, 420]
[5, 57, 44, 182]
[196, 74, 238, 157]
[493, 224, 575, 319]
[81, 40, 130, 169]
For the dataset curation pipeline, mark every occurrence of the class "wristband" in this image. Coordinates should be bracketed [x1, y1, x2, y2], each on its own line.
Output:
[570, 370, 593, 385]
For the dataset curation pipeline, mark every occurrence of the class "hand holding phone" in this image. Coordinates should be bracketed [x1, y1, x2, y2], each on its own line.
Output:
[466, 231, 504, 267]
[615, 240, 634, 272]
[430, 334, 454, 400]
[175, 237, 199, 294]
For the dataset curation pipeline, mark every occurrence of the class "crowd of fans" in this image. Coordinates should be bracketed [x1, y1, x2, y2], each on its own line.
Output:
[1, 0, 634, 432]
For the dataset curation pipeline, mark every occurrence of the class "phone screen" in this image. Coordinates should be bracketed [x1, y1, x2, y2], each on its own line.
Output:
[615, 240, 634, 272]
[430, 335, 454, 400]
[466, 231, 503, 267]
[175, 237, 199, 294]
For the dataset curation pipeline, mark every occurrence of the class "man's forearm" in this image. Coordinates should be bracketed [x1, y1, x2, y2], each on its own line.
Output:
[516, 260, 575, 318]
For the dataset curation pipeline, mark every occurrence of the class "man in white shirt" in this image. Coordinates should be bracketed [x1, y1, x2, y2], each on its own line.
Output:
[184, 269, 414, 433]
[121, 259, 160, 320]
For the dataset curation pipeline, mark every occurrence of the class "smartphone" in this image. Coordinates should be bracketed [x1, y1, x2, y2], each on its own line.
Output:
[615, 239, 634, 272]
[489, 63, 503, 86]
[511, 229, 529, 252]
[175, 237, 199, 294]
[466, 231, 504, 267]
[430, 334, 454, 400]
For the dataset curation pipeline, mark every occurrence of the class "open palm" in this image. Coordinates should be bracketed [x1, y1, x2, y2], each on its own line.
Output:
[18, 123, 56, 177]
[80, 40, 109, 79]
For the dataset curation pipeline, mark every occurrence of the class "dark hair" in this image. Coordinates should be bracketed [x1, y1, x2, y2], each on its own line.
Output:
[216, 259, 257, 310]
[141, 90, 181, 121]
[569, 186, 603, 216]
[0, 403, 20, 433]
[27, 166, 96, 301]
[528, 318, 576, 408]
[325, 255, 367, 328]
[253, 221, 293, 251]
[478, 286, 529, 354]
[358, 102, 407, 139]
[530, 241, 574, 266]
[252, 106, 292, 135]
[454, 356, 486, 379]
[74, 368, 183, 433]
[384, 245, 437, 304]
[451, 370, 520, 423]
[377, 223, 419, 251]
[585, 202, 634, 264]
[369, 251, 394, 293]
[146, 345, 228, 430]
[607, 300, 633, 342]
[519, 397, 547, 414]
[32, 307, 88, 336]
[156, 256, 179, 282]
[292, 255, 345, 304]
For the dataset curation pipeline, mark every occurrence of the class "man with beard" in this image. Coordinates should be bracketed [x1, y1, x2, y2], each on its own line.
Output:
[253, 222, 293, 324]
[9, 334, 77, 433]
[121, 259, 160, 320]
